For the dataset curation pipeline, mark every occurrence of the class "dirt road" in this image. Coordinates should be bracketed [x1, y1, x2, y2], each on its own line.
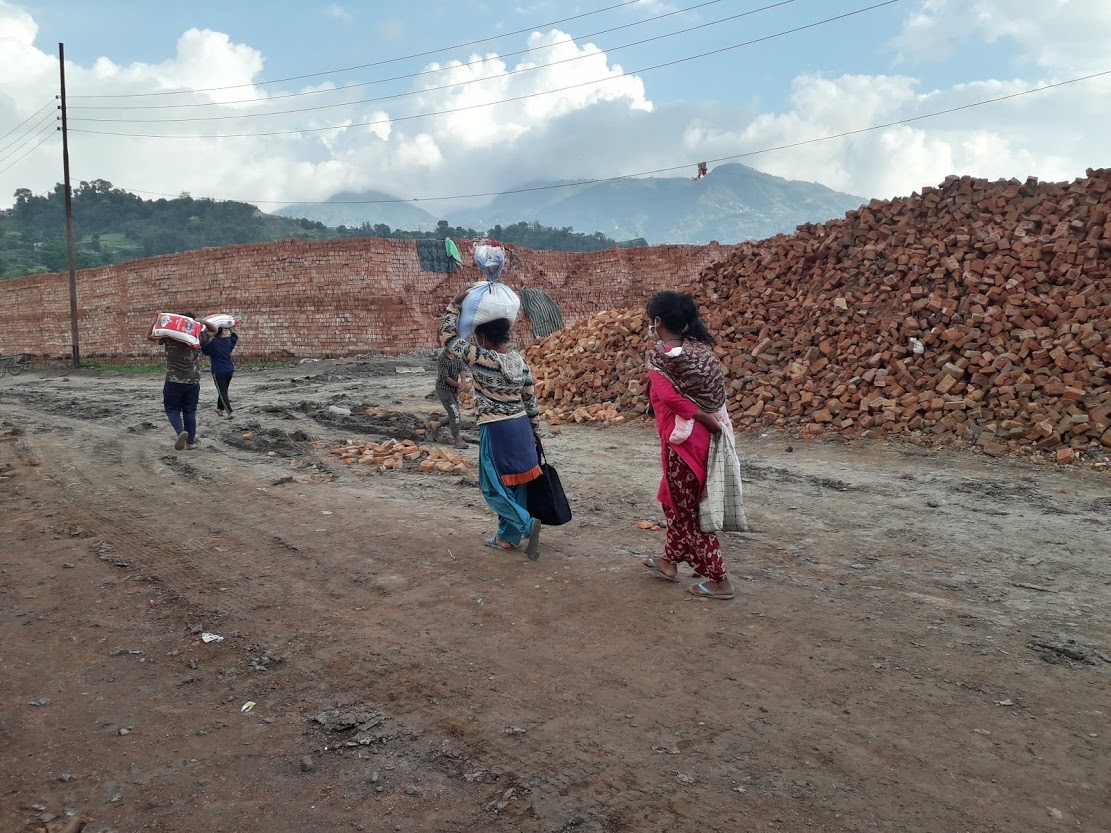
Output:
[2, 359, 1108, 833]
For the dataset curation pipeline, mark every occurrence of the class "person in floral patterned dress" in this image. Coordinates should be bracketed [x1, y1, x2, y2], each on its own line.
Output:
[640, 291, 735, 600]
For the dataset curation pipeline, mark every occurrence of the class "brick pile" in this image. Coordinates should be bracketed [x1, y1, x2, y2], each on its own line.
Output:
[0, 238, 730, 363]
[526, 170, 1111, 460]
[328, 438, 470, 474]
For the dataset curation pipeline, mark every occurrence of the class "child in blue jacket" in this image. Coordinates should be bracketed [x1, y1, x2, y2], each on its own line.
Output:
[201, 327, 238, 418]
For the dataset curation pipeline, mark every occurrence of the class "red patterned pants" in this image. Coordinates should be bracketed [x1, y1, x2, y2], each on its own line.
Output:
[662, 447, 726, 582]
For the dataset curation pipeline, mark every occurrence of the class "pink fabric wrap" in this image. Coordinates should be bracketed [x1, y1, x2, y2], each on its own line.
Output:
[648, 370, 712, 507]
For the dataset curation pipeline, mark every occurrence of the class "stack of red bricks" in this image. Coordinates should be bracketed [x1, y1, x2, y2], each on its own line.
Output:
[527, 169, 1111, 461]
[0, 236, 730, 363]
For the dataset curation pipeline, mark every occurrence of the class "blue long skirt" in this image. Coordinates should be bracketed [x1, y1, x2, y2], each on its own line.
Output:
[478, 416, 540, 546]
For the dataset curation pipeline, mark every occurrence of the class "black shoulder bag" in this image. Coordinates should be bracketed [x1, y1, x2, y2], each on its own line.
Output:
[527, 440, 572, 526]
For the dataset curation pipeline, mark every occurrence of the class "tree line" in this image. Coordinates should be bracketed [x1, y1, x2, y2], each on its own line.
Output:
[0, 181, 646, 279]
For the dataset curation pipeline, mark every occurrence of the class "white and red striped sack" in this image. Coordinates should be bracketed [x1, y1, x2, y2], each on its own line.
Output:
[149, 312, 204, 348]
[203, 313, 238, 329]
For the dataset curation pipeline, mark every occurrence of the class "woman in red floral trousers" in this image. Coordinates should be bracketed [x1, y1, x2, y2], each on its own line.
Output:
[640, 291, 735, 600]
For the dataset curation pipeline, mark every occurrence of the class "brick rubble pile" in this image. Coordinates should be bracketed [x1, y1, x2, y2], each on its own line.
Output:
[526, 170, 1111, 461]
[329, 438, 470, 473]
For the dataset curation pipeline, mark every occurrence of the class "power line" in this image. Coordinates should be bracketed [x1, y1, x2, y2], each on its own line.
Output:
[0, 100, 57, 147]
[0, 110, 58, 158]
[68, 0, 792, 123]
[109, 69, 1110, 207]
[68, 0, 901, 138]
[0, 111, 59, 161]
[68, 0, 739, 112]
[0, 124, 58, 176]
[69, 0, 655, 98]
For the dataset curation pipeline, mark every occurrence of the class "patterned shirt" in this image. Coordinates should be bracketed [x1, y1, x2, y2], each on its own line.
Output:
[646, 338, 726, 411]
[439, 302, 539, 426]
[435, 349, 466, 395]
[164, 331, 212, 385]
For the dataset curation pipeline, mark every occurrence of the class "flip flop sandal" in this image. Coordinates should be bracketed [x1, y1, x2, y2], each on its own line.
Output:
[688, 581, 734, 601]
[484, 537, 516, 551]
[525, 519, 542, 561]
[643, 557, 678, 582]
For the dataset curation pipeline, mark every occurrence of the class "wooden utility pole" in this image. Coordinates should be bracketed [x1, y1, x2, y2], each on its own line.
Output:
[58, 42, 80, 367]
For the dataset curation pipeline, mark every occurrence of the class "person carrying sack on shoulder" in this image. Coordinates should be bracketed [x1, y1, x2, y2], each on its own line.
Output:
[161, 311, 216, 451]
[202, 325, 238, 419]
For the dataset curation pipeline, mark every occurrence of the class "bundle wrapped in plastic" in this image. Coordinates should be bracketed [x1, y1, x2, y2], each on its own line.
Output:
[459, 245, 519, 339]
[203, 313, 239, 329]
[473, 244, 506, 281]
[149, 312, 204, 348]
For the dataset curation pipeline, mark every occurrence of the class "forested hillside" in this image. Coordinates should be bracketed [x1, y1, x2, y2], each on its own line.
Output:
[0, 181, 641, 279]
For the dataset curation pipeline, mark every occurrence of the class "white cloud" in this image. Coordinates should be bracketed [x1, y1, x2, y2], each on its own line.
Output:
[374, 19, 407, 43]
[0, 1, 652, 207]
[412, 28, 651, 149]
[0, 0, 1108, 218]
[681, 69, 1110, 199]
[0, 3, 55, 105]
[891, 0, 1111, 73]
[81, 29, 267, 106]
[654, 0, 1111, 200]
[0, 0, 659, 209]
[324, 4, 352, 23]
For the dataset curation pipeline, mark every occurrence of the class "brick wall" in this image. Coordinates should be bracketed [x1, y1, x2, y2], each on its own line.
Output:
[0, 238, 733, 362]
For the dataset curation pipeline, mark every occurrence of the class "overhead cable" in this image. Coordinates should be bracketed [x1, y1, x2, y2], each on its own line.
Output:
[67, 0, 743, 111]
[68, 0, 660, 98]
[0, 124, 58, 176]
[106, 69, 1111, 206]
[0, 111, 59, 161]
[67, 0, 902, 138]
[67, 0, 797, 122]
[0, 100, 58, 147]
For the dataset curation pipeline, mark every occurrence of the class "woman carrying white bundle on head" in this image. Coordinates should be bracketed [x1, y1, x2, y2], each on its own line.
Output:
[439, 245, 544, 560]
[201, 314, 239, 419]
[457, 244, 520, 339]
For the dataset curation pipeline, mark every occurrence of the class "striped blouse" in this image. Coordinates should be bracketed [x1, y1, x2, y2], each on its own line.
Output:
[439, 303, 540, 427]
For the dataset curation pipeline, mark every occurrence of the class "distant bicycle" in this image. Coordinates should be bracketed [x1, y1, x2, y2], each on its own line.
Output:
[0, 353, 32, 376]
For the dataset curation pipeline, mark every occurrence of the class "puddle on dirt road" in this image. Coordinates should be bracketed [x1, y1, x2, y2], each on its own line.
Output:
[298, 404, 429, 440]
[224, 426, 314, 456]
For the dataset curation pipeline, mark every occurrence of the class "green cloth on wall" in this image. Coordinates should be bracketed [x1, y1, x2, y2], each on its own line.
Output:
[445, 238, 462, 264]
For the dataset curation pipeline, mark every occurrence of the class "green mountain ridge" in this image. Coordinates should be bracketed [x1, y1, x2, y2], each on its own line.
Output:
[457, 164, 866, 243]
[0, 165, 865, 279]
[0, 180, 635, 279]
[274, 190, 440, 230]
[275, 164, 865, 245]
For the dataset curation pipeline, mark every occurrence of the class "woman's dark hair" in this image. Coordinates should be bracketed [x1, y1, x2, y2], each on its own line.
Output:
[474, 317, 513, 347]
[181, 310, 197, 320]
[646, 291, 714, 345]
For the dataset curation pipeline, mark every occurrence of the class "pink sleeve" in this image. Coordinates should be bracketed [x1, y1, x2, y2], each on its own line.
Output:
[648, 370, 699, 419]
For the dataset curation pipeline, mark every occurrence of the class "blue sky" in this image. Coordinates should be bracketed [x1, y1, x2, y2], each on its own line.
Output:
[2, 0, 1109, 212]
